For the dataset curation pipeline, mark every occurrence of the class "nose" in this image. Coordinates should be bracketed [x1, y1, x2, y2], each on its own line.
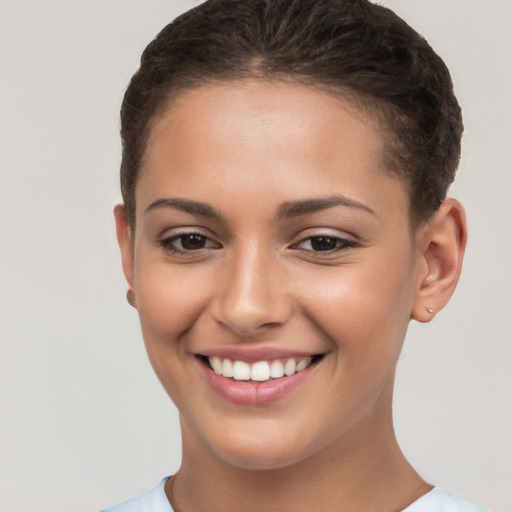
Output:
[210, 243, 293, 337]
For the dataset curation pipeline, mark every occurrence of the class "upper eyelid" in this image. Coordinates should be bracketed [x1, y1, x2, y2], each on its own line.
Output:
[156, 227, 359, 247]
[162, 229, 206, 238]
[158, 226, 218, 240]
[291, 227, 357, 243]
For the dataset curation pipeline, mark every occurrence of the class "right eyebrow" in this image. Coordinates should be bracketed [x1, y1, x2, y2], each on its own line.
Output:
[278, 195, 376, 218]
[144, 198, 221, 218]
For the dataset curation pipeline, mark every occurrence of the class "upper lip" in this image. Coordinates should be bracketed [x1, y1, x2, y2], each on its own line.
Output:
[196, 345, 324, 363]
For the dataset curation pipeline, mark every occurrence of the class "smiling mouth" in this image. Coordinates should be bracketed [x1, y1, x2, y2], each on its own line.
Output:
[197, 354, 324, 383]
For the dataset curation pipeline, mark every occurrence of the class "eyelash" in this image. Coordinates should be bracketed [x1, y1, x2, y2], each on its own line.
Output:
[158, 232, 218, 254]
[292, 235, 358, 253]
[158, 232, 358, 256]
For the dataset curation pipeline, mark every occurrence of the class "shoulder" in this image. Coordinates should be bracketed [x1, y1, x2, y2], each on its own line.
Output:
[403, 487, 487, 512]
[99, 477, 173, 512]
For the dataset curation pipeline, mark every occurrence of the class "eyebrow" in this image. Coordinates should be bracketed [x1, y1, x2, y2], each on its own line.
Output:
[144, 194, 376, 220]
[278, 195, 376, 218]
[144, 198, 221, 218]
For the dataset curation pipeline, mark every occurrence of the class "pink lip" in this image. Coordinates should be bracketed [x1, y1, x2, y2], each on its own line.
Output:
[197, 357, 320, 405]
[197, 345, 317, 363]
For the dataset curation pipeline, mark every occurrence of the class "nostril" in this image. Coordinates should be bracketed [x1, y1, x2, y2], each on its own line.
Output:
[212, 298, 293, 336]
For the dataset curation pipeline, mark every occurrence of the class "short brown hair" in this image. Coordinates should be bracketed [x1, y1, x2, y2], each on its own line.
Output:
[120, 0, 463, 227]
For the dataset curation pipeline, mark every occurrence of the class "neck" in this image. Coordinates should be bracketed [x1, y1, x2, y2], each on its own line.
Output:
[168, 404, 430, 512]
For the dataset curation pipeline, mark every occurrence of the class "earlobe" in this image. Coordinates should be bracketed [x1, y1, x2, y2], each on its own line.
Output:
[411, 198, 467, 323]
[113, 204, 136, 305]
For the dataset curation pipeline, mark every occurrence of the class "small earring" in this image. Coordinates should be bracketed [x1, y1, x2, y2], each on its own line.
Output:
[126, 289, 135, 307]
[425, 306, 434, 314]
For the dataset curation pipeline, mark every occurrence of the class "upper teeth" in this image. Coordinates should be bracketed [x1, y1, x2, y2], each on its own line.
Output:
[208, 356, 313, 382]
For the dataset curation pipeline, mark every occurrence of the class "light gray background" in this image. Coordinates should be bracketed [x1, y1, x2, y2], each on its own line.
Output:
[0, 1, 510, 511]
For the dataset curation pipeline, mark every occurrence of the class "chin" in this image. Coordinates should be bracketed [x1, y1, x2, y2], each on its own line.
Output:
[215, 442, 307, 471]
[201, 421, 323, 471]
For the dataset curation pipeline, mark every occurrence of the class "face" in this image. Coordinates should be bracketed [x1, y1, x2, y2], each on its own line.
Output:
[118, 80, 426, 470]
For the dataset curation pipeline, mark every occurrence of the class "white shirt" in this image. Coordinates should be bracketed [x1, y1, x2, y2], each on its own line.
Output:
[100, 477, 487, 512]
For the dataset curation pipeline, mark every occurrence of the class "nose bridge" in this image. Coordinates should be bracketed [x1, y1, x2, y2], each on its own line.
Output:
[213, 239, 290, 335]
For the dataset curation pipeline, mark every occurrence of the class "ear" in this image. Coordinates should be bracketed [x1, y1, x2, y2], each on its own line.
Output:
[411, 198, 467, 323]
[114, 204, 136, 303]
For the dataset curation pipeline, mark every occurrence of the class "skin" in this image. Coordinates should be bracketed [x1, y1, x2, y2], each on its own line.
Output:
[115, 80, 467, 512]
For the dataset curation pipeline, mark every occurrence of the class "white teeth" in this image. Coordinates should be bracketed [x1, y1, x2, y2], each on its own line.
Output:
[233, 361, 251, 381]
[251, 361, 270, 381]
[207, 355, 315, 381]
[284, 358, 296, 376]
[221, 358, 234, 378]
[269, 360, 285, 378]
[296, 356, 312, 372]
[210, 356, 222, 374]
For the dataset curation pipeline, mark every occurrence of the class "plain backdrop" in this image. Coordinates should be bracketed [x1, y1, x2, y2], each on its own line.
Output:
[0, 1, 511, 511]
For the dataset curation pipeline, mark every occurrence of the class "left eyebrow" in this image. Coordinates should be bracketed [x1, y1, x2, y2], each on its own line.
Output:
[278, 195, 376, 218]
[144, 198, 221, 218]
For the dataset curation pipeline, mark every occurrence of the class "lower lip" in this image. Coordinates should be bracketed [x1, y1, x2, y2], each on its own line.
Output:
[198, 359, 318, 405]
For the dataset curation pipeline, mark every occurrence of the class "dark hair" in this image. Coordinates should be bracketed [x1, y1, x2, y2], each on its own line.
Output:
[120, 0, 463, 228]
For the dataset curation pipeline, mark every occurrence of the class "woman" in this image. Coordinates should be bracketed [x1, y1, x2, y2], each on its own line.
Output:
[103, 0, 485, 510]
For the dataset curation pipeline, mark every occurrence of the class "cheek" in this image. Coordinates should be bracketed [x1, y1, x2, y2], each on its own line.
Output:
[134, 257, 208, 338]
[132, 259, 212, 394]
[297, 252, 415, 363]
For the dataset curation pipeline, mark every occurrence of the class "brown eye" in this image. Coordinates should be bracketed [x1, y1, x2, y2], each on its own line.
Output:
[294, 235, 357, 253]
[180, 234, 207, 250]
[159, 232, 220, 253]
[309, 236, 339, 251]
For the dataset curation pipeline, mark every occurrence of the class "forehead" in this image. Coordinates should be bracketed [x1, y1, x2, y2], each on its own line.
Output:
[147, 80, 384, 163]
[138, 80, 409, 221]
